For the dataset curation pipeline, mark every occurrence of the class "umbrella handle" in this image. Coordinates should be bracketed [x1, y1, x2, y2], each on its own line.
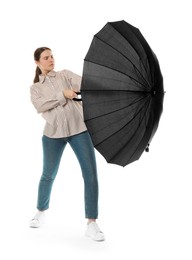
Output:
[73, 92, 82, 101]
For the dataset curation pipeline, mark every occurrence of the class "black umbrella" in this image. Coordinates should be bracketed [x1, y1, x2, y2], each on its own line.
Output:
[80, 20, 164, 167]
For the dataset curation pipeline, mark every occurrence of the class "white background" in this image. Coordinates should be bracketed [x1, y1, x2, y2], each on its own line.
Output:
[0, 0, 191, 259]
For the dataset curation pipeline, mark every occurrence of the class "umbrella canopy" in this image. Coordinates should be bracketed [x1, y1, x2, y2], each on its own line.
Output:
[81, 20, 164, 167]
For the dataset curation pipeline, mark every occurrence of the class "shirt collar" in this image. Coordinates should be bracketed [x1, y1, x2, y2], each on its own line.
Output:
[39, 70, 56, 83]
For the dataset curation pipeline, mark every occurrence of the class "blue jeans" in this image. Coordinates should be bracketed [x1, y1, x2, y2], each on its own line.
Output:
[37, 131, 98, 219]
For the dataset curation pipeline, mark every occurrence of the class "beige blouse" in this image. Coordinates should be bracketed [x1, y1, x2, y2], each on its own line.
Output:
[30, 69, 87, 138]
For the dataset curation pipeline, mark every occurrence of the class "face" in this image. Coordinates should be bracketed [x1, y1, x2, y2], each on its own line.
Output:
[36, 49, 55, 74]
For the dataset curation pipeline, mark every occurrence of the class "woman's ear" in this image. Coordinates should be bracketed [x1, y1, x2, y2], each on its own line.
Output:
[35, 60, 42, 70]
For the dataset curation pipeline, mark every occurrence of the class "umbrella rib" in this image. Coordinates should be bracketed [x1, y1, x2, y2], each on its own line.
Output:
[93, 95, 151, 146]
[104, 23, 152, 83]
[84, 95, 148, 121]
[94, 35, 151, 89]
[107, 97, 152, 164]
[83, 60, 148, 91]
[126, 97, 153, 162]
[102, 97, 150, 165]
[82, 73, 145, 92]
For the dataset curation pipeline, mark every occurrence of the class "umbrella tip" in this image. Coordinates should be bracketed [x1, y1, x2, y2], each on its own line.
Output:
[145, 144, 150, 152]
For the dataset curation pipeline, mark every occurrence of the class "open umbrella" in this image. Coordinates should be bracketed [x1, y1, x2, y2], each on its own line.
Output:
[80, 20, 164, 167]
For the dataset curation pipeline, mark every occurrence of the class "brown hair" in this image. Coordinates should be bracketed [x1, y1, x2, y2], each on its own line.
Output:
[33, 47, 51, 83]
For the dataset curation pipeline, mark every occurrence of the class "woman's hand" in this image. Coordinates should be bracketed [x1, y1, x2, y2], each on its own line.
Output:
[63, 89, 78, 100]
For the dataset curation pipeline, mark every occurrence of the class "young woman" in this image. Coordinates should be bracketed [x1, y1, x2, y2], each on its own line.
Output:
[29, 47, 105, 241]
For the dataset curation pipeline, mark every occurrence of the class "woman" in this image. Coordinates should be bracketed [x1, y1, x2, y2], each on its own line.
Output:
[29, 47, 105, 241]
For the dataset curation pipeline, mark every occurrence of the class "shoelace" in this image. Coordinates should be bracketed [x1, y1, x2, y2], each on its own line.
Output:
[90, 222, 102, 234]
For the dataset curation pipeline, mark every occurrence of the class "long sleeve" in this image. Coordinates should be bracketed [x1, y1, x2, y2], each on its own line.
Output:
[30, 85, 67, 113]
[62, 69, 82, 92]
[30, 70, 87, 138]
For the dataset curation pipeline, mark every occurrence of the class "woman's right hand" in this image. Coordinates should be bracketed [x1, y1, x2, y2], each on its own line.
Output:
[63, 89, 78, 100]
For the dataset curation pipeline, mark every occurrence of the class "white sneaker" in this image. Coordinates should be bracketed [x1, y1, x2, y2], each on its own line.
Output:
[85, 222, 105, 241]
[29, 211, 45, 228]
